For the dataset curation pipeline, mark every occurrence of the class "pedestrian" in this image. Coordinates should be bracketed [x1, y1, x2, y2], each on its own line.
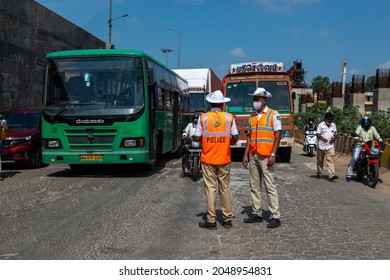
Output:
[242, 87, 282, 229]
[316, 112, 338, 181]
[1, 117, 9, 180]
[193, 90, 239, 230]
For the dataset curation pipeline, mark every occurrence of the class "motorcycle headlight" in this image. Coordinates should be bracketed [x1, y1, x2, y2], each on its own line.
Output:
[369, 146, 379, 155]
[191, 141, 200, 148]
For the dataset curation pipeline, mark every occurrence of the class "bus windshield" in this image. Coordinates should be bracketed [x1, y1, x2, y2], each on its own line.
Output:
[44, 57, 144, 116]
[225, 81, 291, 112]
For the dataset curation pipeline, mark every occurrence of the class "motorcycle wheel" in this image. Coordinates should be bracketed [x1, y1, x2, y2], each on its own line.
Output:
[192, 156, 199, 182]
[367, 164, 379, 188]
[308, 146, 314, 157]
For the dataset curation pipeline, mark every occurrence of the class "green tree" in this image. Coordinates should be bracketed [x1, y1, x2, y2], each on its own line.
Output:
[311, 76, 331, 96]
[365, 76, 376, 92]
[371, 109, 390, 137]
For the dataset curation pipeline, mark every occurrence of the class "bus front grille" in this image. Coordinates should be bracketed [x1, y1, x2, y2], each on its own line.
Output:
[65, 128, 118, 151]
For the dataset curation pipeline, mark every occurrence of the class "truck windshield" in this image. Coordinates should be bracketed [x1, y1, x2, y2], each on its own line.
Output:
[226, 81, 291, 112]
[189, 93, 209, 112]
[44, 57, 145, 116]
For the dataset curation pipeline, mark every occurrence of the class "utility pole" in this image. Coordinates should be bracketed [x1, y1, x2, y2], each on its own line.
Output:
[341, 59, 347, 108]
[169, 28, 181, 69]
[107, 0, 128, 49]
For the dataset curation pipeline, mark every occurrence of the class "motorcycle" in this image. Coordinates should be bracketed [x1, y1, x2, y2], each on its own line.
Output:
[188, 138, 202, 182]
[351, 133, 383, 188]
[303, 130, 317, 157]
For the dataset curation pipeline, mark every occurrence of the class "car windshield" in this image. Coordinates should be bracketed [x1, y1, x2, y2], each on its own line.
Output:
[7, 113, 40, 128]
[44, 57, 145, 116]
[226, 81, 291, 112]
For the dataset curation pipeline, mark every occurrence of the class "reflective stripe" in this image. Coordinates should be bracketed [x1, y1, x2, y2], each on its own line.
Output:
[203, 113, 231, 137]
[201, 112, 232, 165]
[248, 109, 275, 156]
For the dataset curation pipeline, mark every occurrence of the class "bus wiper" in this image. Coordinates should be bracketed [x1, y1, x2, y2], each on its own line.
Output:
[52, 105, 74, 120]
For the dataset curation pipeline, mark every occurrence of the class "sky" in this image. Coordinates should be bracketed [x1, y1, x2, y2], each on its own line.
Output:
[34, 0, 390, 84]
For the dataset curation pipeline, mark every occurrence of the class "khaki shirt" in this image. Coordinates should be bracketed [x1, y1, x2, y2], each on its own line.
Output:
[355, 125, 382, 144]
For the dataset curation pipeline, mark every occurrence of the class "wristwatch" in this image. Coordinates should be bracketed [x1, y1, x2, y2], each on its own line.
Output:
[270, 153, 275, 157]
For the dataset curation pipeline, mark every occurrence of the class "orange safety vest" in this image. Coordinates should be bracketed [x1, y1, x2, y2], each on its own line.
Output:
[200, 111, 232, 165]
[248, 109, 275, 157]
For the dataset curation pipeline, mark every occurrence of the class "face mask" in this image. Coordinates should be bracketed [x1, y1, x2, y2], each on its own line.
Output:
[193, 119, 198, 124]
[325, 121, 332, 126]
[253, 101, 263, 111]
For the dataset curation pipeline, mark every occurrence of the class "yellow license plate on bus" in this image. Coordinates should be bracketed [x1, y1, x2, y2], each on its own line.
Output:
[80, 155, 103, 161]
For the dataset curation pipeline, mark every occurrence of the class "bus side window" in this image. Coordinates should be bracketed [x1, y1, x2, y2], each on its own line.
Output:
[157, 87, 164, 109]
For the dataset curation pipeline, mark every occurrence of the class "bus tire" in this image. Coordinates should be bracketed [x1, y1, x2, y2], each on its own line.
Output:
[156, 131, 163, 155]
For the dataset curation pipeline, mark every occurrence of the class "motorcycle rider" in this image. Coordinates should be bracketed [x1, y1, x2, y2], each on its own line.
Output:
[180, 114, 199, 178]
[303, 116, 316, 152]
[346, 116, 383, 182]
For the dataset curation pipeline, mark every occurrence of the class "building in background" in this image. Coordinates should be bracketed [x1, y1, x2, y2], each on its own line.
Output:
[0, 0, 105, 111]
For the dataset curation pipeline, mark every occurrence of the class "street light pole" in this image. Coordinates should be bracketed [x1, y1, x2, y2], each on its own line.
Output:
[161, 49, 173, 67]
[107, 0, 128, 48]
[169, 28, 180, 69]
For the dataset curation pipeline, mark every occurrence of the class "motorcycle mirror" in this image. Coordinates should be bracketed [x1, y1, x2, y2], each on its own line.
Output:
[351, 132, 358, 137]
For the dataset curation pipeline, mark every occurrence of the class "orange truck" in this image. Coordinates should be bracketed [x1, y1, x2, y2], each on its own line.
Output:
[221, 61, 295, 162]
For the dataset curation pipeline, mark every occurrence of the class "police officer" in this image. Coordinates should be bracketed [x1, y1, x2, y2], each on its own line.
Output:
[242, 87, 282, 229]
[193, 90, 238, 230]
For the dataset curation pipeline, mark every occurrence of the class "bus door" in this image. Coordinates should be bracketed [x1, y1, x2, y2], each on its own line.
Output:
[148, 84, 157, 161]
[172, 91, 179, 151]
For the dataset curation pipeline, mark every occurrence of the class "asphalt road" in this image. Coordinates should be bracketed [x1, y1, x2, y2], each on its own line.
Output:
[0, 144, 389, 260]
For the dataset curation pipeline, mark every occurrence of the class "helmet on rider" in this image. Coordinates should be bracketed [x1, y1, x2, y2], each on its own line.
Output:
[193, 113, 199, 124]
[361, 116, 372, 130]
[308, 116, 314, 125]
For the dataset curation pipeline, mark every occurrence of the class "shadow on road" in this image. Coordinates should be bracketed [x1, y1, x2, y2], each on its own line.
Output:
[46, 158, 172, 178]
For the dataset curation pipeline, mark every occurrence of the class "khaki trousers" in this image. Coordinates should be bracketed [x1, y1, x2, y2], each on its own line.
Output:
[317, 147, 335, 178]
[201, 163, 233, 223]
[248, 153, 280, 219]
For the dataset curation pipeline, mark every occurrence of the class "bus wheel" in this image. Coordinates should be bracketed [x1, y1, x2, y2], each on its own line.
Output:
[144, 162, 155, 171]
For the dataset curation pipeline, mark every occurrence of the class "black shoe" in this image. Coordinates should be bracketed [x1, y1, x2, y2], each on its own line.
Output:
[222, 220, 232, 229]
[346, 175, 351, 182]
[329, 175, 338, 181]
[267, 218, 281, 228]
[316, 174, 322, 179]
[243, 214, 263, 223]
[199, 221, 217, 230]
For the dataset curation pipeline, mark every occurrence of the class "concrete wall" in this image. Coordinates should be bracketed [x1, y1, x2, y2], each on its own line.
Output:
[0, 0, 106, 111]
[350, 92, 365, 115]
[373, 88, 390, 112]
[292, 87, 313, 113]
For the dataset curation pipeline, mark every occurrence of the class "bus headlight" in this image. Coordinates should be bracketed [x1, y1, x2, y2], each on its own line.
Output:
[122, 138, 145, 148]
[281, 130, 291, 137]
[46, 139, 61, 148]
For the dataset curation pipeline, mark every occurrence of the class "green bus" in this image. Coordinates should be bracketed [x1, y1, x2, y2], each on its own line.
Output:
[41, 49, 191, 171]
